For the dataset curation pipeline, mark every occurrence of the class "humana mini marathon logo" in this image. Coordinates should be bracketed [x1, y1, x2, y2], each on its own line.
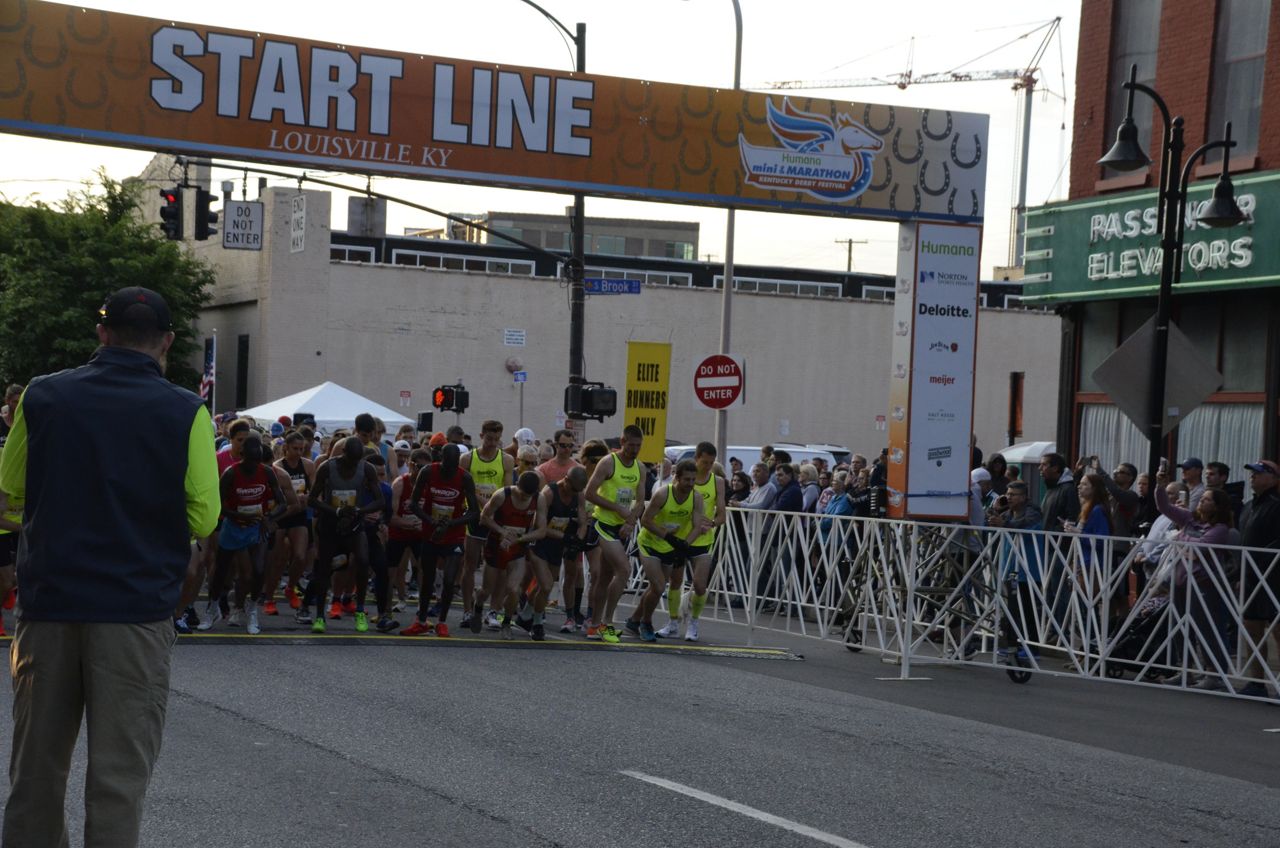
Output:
[738, 98, 882, 202]
[921, 240, 976, 256]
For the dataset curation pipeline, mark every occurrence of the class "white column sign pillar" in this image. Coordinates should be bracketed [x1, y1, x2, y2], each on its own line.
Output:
[887, 222, 981, 519]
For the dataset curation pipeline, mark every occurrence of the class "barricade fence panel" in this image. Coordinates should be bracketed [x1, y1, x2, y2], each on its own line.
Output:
[621, 506, 1280, 702]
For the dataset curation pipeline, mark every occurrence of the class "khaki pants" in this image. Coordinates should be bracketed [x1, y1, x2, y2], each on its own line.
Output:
[3, 619, 175, 848]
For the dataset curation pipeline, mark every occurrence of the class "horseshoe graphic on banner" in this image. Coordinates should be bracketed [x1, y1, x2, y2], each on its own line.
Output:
[892, 128, 922, 164]
[67, 7, 108, 44]
[24, 26, 67, 69]
[950, 133, 982, 169]
[921, 109, 952, 141]
[919, 160, 950, 196]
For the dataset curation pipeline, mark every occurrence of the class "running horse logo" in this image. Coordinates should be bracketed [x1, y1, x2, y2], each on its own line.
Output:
[738, 98, 884, 202]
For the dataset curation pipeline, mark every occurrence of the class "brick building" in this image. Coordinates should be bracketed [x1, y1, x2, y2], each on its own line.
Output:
[1023, 0, 1280, 476]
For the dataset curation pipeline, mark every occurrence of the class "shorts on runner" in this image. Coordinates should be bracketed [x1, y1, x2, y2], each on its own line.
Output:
[423, 541, 464, 559]
[219, 521, 263, 551]
[638, 542, 682, 567]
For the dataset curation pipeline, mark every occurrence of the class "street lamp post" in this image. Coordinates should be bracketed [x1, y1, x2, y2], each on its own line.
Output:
[714, 0, 743, 462]
[517, 1, 588, 402]
[1099, 64, 1244, 480]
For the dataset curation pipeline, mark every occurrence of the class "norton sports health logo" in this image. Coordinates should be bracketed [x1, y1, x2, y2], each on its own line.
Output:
[738, 98, 882, 202]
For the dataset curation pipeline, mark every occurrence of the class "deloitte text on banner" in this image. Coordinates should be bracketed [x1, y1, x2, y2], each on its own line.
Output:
[623, 342, 671, 465]
[0, 3, 987, 223]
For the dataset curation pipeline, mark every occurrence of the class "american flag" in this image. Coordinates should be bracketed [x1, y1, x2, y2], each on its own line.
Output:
[198, 335, 216, 410]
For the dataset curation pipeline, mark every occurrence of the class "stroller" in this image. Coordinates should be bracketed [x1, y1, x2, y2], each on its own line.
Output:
[1099, 593, 1169, 679]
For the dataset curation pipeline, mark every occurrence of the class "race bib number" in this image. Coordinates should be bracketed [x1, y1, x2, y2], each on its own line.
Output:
[550, 517, 570, 531]
[616, 487, 634, 512]
[431, 503, 453, 521]
[662, 521, 680, 533]
[238, 504, 263, 517]
[477, 483, 496, 501]
[291, 477, 307, 494]
[332, 489, 357, 508]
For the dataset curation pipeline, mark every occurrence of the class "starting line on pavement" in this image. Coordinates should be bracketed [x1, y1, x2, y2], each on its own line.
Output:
[177, 631, 802, 660]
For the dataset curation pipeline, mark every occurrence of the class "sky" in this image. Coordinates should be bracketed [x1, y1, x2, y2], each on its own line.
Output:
[0, 0, 1081, 278]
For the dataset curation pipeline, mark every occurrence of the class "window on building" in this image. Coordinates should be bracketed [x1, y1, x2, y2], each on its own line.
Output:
[664, 241, 694, 260]
[1208, 0, 1271, 162]
[595, 235, 626, 255]
[1104, 0, 1161, 179]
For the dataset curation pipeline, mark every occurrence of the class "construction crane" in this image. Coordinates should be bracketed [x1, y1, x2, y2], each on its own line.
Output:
[758, 18, 1063, 269]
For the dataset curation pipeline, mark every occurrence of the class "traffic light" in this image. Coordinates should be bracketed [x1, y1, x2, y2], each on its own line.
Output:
[194, 187, 219, 241]
[432, 384, 469, 413]
[158, 186, 183, 240]
[564, 381, 616, 422]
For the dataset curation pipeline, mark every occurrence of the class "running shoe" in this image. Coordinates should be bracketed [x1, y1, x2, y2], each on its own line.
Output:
[328, 601, 343, 620]
[684, 620, 699, 642]
[600, 625, 621, 645]
[639, 622, 656, 643]
[623, 619, 641, 638]
[376, 615, 399, 633]
[468, 611, 483, 635]
[515, 614, 534, 632]
[354, 611, 369, 633]
[484, 610, 501, 631]
[434, 622, 450, 638]
[285, 586, 301, 610]
[575, 619, 585, 633]
[586, 625, 601, 640]
[196, 601, 222, 632]
[656, 621, 680, 639]
[531, 622, 546, 641]
[247, 604, 261, 636]
[400, 620, 433, 636]
[262, 600, 279, 617]
[559, 618, 574, 634]
[500, 620, 513, 640]
[342, 597, 357, 615]
[311, 617, 326, 634]
[294, 609, 313, 625]
[407, 590, 420, 602]
[173, 617, 191, 635]
[392, 601, 406, 613]
[227, 609, 243, 628]
[184, 605, 200, 628]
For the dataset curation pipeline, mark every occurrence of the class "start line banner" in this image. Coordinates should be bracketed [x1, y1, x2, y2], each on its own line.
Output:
[0, 2, 989, 223]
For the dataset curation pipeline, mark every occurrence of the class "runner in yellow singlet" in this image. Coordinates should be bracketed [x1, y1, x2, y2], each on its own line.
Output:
[461, 419, 515, 632]
[624, 459, 703, 642]
[0, 489, 21, 636]
[584, 424, 646, 644]
[656, 441, 726, 642]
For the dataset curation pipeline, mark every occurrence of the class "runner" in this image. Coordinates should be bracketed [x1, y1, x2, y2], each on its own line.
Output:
[385, 449, 429, 633]
[401, 444, 478, 637]
[658, 441, 726, 642]
[306, 436, 383, 633]
[460, 419, 515, 630]
[200, 432, 290, 635]
[536, 428, 581, 485]
[625, 459, 703, 642]
[263, 430, 314, 615]
[359, 452, 394, 631]
[0, 488, 21, 636]
[473, 472, 541, 639]
[585, 424, 647, 644]
[576, 439, 609, 636]
[521, 466, 590, 641]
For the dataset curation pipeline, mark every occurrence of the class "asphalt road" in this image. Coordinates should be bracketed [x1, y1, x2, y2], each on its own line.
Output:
[1, 608, 1278, 848]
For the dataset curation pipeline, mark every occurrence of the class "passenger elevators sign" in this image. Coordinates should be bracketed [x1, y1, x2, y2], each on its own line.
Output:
[0, 2, 988, 223]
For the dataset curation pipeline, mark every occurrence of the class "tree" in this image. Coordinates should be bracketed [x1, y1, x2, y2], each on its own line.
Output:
[0, 175, 214, 390]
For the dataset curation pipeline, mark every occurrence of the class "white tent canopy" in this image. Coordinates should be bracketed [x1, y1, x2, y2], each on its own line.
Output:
[238, 382, 413, 434]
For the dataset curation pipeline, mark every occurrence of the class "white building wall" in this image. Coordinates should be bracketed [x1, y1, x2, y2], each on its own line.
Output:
[198, 188, 1061, 459]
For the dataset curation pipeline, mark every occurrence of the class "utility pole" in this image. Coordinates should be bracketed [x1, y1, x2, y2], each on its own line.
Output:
[834, 238, 868, 272]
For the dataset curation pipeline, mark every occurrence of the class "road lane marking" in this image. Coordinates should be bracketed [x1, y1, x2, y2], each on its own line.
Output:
[621, 770, 870, 848]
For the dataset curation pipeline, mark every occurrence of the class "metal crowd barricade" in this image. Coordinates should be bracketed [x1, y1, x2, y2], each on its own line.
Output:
[680, 506, 1280, 702]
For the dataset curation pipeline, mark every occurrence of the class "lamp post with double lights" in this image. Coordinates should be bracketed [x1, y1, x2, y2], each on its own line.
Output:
[1098, 63, 1245, 479]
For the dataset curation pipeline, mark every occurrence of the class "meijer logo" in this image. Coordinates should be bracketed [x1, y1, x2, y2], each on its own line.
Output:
[921, 240, 975, 256]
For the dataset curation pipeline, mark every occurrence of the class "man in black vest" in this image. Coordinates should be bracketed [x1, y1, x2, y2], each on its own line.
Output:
[0, 287, 220, 847]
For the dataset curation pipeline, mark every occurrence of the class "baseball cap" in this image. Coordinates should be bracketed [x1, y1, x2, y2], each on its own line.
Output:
[269, 421, 284, 436]
[1177, 457, 1204, 469]
[429, 432, 448, 447]
[1244, 460, 1280, 475]
[514, 427, 536, 445]
[277, 415, 292, 427]
[394, 439, 412, 453]
[99, 287, 172, 331]
[970, 467, 992, 484]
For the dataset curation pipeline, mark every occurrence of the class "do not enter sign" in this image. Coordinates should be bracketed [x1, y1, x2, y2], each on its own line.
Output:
[694, 354, 744, 410]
